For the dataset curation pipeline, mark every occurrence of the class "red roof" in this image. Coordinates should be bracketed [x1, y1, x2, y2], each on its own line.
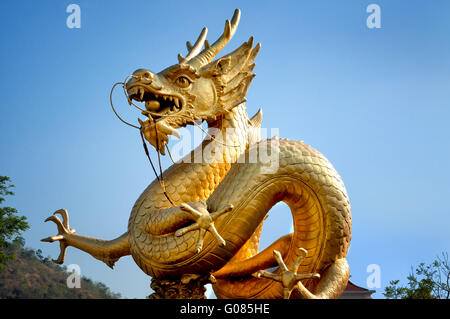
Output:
[344, 280, 372, 292]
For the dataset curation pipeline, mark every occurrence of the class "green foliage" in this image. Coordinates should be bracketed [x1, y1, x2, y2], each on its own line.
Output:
[0, 176, 29, 271]
[0, 240, 122, 299]
[384, 253, 450, 299]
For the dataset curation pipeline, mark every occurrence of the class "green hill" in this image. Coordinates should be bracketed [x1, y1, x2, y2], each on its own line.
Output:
[0, 241, 121, 299]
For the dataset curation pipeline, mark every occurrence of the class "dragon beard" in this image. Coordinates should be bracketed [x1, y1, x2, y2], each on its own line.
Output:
[137, 90, 201, 155]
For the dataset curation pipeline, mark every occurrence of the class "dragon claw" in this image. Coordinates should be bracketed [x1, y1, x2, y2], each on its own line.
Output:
[175, 202, 233, 253]
[256, 248, 320, 299]
[41, 209, 76, 264]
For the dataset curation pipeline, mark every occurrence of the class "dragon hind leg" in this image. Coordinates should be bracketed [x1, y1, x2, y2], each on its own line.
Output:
[254, 248, 349, 299]
[212, 234, 349, 299]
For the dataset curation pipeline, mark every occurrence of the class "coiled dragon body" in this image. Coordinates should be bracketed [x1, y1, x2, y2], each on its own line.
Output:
[42, 9, 351, 299]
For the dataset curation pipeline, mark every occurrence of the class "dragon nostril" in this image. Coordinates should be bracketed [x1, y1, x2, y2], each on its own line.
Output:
[131, 69, 153, 81]
[142, 71, 152, 80]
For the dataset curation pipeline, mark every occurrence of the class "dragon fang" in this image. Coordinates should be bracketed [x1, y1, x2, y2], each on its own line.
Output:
[42, 9, 352, 299]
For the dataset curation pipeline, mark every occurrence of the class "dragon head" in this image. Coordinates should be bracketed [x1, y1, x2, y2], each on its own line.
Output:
[125, 9, 260, 154]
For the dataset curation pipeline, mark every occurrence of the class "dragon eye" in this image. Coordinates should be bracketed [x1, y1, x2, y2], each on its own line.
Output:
[175, 76, 191, 88]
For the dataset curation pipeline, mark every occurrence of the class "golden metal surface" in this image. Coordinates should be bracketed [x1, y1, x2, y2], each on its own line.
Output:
[42, 8, 351, 299]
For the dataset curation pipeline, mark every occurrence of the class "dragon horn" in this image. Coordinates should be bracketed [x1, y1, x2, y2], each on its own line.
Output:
[178, 27, 208, 64]
[187, 9, 240, 69]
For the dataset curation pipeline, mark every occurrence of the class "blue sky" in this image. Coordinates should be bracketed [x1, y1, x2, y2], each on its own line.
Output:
[1, 0, 449, 298]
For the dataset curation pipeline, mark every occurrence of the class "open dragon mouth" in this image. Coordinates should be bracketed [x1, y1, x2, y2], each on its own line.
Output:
[127, 85, 183, 120]
[125, 84, 184, 154]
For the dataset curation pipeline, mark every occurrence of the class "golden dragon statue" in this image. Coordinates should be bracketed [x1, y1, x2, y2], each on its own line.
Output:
[42, 9, 351, 299]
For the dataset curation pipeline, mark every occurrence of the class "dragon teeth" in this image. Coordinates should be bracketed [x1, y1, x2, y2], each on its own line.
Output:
[174, 98, 180, 108]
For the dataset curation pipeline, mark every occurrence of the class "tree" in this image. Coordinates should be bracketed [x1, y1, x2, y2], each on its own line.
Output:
[0, 175, 29, 271]
[384, 252, 450, 299]
[35, 249, 43, 261]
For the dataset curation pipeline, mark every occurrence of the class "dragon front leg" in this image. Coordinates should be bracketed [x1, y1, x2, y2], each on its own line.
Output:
[41, 209, 130, 269]
[174, 201, 233, 253]
[41, 209, 76, 264]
